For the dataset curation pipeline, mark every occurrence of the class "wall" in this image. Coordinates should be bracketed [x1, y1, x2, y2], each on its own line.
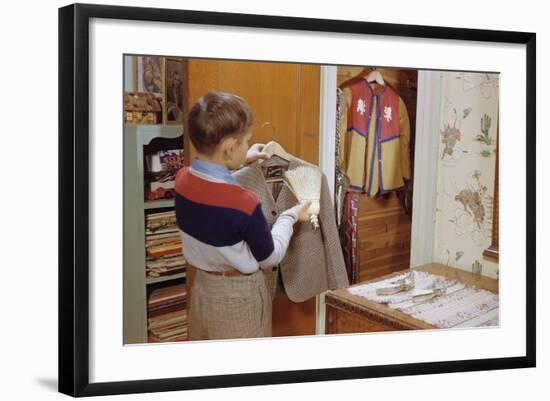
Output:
[432, 72, 499, 278]
[124, 55, 134, 91]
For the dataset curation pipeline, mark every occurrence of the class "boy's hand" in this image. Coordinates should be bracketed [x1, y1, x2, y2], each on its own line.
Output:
[245, 143, 270, 164]
[289, 201, 312, 223]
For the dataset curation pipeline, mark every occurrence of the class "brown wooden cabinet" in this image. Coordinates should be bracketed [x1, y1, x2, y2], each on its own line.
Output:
[184, 59, 321, 337]
[325, 263, 499, 334]
[356, 192, 412, 282]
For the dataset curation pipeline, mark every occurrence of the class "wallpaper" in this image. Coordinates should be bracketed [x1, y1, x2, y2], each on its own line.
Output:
[432, 71, 499, 279]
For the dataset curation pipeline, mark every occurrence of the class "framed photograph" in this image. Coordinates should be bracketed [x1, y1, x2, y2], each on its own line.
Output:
[163, 57, 187, 124]
[134, 55, 164, 98]
[58, 3, 536, 398]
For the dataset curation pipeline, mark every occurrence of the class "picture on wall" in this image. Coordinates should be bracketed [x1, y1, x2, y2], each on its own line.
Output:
[164, 58, 186, 124]
[134, 55, 164, 97]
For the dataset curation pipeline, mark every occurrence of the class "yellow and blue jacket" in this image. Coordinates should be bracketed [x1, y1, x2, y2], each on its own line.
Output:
[339, 80, 411, 197]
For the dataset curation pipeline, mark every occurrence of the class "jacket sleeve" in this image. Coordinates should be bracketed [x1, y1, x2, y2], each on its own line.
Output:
[398, 96, 412, 180]
[319, 173, 350, 289]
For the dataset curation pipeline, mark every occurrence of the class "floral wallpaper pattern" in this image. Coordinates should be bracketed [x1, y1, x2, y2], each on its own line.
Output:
[433, 72, 499, 279]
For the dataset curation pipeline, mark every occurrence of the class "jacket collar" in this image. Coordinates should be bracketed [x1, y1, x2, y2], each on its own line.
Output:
[249, 155, 303, 180]
[364, 78, 388, 97]
[249, 156, 304, 207]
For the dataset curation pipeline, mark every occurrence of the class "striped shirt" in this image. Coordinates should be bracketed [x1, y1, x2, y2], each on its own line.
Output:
[175, 158, 298, 274]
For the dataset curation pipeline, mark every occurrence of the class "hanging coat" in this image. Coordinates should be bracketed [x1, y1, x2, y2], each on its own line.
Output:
[232, 156, 350, 302]
[339, 80, 411, 197]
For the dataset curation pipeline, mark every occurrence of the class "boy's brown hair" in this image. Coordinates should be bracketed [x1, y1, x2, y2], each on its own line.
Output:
[188, 92, 255, 155]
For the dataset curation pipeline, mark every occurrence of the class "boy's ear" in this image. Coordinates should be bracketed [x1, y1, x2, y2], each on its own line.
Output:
[221, 136, 239, 160]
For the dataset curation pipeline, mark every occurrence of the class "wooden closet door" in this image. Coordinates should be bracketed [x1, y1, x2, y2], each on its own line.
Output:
[185, 59, 320, 337]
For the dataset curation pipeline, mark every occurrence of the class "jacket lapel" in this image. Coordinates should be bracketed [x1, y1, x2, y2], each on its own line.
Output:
[274, 157, 300, 210]
[248, 157, 302, 220]
[248, 161, 279, 225]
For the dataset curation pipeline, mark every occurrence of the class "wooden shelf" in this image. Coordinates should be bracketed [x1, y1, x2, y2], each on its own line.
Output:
[124, 124, 186, 345]
[144, 199, 175, 209]
[146, 271, 186, 285]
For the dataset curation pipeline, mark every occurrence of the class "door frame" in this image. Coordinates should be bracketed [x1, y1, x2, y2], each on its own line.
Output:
[409, 70, 442, 267]
[316, 66, 338, 334]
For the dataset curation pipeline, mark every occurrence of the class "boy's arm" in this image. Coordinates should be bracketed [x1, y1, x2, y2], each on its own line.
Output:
[244, 205, 298, 270]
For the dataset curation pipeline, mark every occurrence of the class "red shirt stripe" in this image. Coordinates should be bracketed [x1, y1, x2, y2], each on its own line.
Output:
[175, 167, 259, 216]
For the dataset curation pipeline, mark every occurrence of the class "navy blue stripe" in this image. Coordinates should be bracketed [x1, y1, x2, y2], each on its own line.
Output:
[175, 193, 249, 247]
[380, 134, 400, 143]
[243, 204, 274, 261]
[377, 104, 384, 193]
[366, 95, 379, 196]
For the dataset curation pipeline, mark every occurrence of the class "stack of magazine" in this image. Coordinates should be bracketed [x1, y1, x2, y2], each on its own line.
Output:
[147, 283, 187, 342]
[145, 210, 187, 278]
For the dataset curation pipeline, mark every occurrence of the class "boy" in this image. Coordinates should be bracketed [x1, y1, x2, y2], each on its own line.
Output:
[175, 91, 310, 340]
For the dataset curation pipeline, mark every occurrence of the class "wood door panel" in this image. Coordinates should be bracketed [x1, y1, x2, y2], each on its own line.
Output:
[187, 60, 220, 103]
[217, 61, 299, 153]
[272, 293, 317, 337]
[297, 64, 321, 164]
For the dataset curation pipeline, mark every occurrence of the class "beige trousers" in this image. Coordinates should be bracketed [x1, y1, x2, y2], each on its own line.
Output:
[188, 268, 272, 340]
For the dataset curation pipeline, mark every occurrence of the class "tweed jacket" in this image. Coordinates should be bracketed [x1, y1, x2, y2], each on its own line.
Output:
[232, 156, 349, 303]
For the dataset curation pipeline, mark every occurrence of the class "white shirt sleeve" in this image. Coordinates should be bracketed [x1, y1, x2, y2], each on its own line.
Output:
[258, 209, 298, 269]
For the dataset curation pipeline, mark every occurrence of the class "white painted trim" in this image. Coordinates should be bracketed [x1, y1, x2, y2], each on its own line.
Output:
[410, 70, 442, 267]
[318, 65, 338, 198]
[316, 65, 338, 335]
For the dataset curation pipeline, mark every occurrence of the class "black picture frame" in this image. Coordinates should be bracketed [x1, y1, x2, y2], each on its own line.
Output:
[58, 2, 536, 397]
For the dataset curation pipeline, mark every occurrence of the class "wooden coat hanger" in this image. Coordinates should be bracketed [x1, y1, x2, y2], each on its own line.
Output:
[260, 140, 292, 163]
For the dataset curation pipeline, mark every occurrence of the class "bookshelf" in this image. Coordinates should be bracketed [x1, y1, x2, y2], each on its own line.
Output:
[123, 124, 187, 344]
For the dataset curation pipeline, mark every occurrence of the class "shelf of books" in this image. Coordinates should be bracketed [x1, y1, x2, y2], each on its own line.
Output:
[123, 124, 188, 344]
[143, 130, 188, 343]
[147, 282, 188, 342]
[145, 209, 188, 342]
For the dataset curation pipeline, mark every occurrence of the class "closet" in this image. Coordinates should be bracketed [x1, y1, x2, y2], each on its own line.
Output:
[338, 67, 418, 283]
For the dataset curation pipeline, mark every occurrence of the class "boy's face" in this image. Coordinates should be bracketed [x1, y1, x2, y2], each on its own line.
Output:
[225, 129, 252, 170]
